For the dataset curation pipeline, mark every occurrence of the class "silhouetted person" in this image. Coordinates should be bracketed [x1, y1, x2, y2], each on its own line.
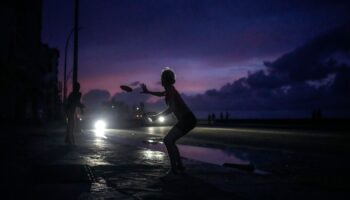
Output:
[141, 68, 197, 175]
[225, 111, 229, 121]
[65, 82, 84, 145]
[312, 109, 322, 120]
[211, 113, 216, 124]
[317, 109, 323, 119]
[208, 114, 212, 125]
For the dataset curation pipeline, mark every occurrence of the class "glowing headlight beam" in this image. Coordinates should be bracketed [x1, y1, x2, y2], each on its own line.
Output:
[158, 116, 165, 123]
[94, 120, 106, 130]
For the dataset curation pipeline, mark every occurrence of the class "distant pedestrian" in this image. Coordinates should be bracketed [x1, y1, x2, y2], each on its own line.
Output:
[141, 68, 197, 175]
[212, 113, 216, 124]
[65, 82, 84, 145]
[225, 111, 229, 121]
[208, 114, 212, 125]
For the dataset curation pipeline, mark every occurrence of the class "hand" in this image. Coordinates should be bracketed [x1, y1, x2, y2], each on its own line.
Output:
[140, 83, 149, 94]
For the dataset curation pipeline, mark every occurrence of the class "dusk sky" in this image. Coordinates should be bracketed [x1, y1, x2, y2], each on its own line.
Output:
[42, 0, 350, 117]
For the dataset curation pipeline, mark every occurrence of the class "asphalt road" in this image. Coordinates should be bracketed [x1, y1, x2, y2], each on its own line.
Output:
[102, 126, 350, 154]
[85, 125, 350, 175]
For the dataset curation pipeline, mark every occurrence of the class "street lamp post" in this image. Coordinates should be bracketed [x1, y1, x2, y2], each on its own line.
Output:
[63, 29, 75, 103]
[72, 0, 79, 88]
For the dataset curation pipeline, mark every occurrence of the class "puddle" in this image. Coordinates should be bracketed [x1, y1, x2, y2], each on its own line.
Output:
[87, 130, 269, 174]
[141, 138, 248, 165]
[177, 145, 249, 166]
[142, 139, 269, 174]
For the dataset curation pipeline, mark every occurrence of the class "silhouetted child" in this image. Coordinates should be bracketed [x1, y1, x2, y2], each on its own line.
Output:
[65, 82, 84, 145]
[211, 113, 216, 124]
[141, 68, 197, 175]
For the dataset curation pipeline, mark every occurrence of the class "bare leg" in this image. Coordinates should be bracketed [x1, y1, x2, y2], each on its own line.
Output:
[65, 112, 75, 145]
[70, 116, 75, 145]
[163, 127, 184, 172]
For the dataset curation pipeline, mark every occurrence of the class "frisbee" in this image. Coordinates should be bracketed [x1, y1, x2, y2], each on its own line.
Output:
[120, 85, 133, 92]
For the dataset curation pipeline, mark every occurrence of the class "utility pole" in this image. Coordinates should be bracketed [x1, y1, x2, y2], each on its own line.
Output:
[72, 0, 79, 88]
[63, 29, 74, 103]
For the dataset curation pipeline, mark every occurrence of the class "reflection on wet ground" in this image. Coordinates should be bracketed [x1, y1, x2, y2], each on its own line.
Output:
[142, 139, 162, 144]
[82, 129, 269, 174]
[141, 137, 269, 174]
[94, 129, 107, 139]
[141, 137, 243, 164]
[90, 130, 266, 173]
[177, 144, 249, 165]
[82, 154, 112, 166]
[139, 149, 165, 161]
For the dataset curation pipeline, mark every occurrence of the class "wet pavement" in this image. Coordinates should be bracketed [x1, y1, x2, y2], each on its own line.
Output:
[1, 124, 349, 199]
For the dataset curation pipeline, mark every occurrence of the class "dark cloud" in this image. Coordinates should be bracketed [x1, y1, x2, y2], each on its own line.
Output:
[181, 24, 350, 114]
[266, 23, 350, 83]
[246, 70, 287, 89]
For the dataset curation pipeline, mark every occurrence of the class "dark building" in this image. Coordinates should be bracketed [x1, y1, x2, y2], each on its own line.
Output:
[0, 0, 60, 124]
[40, 44, 61, 121]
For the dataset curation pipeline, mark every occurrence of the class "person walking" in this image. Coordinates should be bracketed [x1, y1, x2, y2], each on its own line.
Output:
[65, 82, 84, 145]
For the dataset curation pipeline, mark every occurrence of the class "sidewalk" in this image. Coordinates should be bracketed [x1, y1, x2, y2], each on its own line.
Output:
[1, 124, 238, 199]
[1, 124, 349, 199]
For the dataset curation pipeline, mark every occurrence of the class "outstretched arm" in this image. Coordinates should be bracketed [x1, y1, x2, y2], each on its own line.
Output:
[149, 106, 172, 122]
[157, 107, 173, 116]
[141, 84, 165, 97]
[151, 94, 175, 120]
[77, 92, 85, 114]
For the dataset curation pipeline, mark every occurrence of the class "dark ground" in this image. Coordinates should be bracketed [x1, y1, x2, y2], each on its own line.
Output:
[1, 121, 349, 199]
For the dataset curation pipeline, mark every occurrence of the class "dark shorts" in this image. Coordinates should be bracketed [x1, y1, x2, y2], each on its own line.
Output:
[175, 112, 197, 134]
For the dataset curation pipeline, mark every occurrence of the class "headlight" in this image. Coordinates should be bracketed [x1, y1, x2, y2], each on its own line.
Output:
[94, 120, 106, 130]
[158, 116, 165, 123]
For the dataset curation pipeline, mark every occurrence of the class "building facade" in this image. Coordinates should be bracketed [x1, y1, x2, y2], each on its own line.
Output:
[0, 0, 61, 124]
